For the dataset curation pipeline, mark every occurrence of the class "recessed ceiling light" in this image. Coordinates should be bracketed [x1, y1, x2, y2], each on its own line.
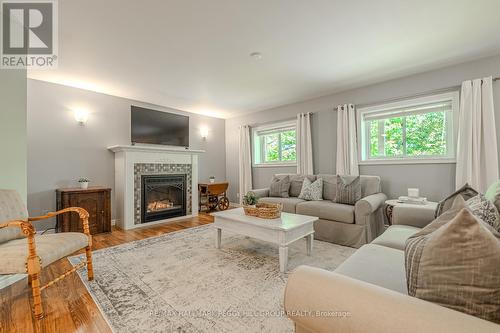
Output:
[250, 52, 262, 60]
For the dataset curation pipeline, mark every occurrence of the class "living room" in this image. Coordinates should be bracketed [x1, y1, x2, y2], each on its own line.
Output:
[1, 1, 500, 332]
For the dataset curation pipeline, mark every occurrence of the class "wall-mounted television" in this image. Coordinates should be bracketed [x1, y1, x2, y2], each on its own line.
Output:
[131, 106, 189, 147]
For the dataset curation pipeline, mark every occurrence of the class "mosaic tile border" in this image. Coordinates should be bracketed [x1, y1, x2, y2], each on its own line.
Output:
[133, 163, 192, 225]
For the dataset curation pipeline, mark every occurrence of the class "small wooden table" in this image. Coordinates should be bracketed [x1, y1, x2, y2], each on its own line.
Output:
[212, 208, 317, 273]
[198, 181, 229, 211]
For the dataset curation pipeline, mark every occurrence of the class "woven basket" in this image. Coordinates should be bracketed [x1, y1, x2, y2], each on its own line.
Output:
[243, 205, 260, 217]
[243, 203, 283, 219]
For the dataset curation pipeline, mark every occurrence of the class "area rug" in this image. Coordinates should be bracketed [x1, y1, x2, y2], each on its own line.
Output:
[69, 225, 355, 333]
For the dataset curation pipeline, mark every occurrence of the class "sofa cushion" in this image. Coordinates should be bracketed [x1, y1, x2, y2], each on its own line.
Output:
[298, 178, 323, 201]
[0, 233, 89, 274]
[335, 244, 407, 294]
[296, 200, 354, 224]
[269, 175, 290, 198]
[405, 208, 500, 324]
[334, 175, 361, 205]
[372, 225, 421, 250]
[316, 174, 337, 201]
[258, 197, 306, 214]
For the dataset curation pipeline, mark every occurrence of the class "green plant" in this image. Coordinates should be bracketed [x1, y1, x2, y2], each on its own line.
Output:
[78, 177, 90, 183]
[243, 191, 258, 206]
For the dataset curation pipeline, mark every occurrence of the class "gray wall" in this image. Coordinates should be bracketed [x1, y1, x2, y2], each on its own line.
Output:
[0, 70, 27, 201]
[226, 55, 500, 203]
[27, 79, 226, 228]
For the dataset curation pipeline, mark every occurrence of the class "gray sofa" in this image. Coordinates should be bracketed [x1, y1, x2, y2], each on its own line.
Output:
[283, 204, 499, 333]
[252, 174, 387, 248]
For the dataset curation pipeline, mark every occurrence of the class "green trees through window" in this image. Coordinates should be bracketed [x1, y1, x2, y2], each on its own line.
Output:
[254, 126, 297, 165]
[263, 130, 296, 163]
[368, 111, 447, 158]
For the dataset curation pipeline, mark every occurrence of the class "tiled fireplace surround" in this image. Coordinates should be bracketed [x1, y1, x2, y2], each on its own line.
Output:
[133, 163, 192, 224]
[109, 145, 201, 230]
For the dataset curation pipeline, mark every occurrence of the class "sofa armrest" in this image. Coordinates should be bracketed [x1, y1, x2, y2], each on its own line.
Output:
[392, 204, 436, 228]
[252, 188, 270, 199]
[284, 266, 499, 333]
[355, 192, 387, 217]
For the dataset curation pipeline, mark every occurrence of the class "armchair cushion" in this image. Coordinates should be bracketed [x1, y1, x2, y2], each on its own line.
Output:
[0, 233, 89, 274]
[0, 189, 28, 243]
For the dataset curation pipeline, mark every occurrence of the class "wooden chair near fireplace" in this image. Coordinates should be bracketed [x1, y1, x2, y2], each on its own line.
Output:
[0, 189, 94, 320]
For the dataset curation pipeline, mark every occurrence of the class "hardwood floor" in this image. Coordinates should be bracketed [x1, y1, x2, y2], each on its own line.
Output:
[0, 214, 213, 333]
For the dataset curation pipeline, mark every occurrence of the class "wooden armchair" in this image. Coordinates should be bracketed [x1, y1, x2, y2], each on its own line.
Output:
[0, 189, 94, 320]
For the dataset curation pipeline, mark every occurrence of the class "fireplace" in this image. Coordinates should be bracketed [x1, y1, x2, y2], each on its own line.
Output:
[141, 174, 187, 223]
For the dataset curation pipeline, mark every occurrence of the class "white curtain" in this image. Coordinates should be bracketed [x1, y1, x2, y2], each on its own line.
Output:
[336, 104, 359, 176]
[238, 125, 253, 204]
[296, 113, 314, 174]
[456, 76, 498, 192]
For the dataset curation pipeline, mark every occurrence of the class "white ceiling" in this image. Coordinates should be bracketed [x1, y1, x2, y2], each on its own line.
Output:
[28, 0, 500, 118]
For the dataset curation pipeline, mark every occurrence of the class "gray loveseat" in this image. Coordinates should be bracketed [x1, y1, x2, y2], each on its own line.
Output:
[252, 174, 387, 248]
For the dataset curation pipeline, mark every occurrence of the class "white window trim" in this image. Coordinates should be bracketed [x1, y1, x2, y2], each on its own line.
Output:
[252, 120, 297, 167]
[357, 91, 460, 165]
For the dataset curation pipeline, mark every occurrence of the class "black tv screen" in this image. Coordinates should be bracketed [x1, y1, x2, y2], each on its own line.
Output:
[131, 106, 189, 147]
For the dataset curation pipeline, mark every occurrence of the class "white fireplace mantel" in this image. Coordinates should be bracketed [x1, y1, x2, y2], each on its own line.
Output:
[108, 145, 205, 154]
[108, 145, 203, 230]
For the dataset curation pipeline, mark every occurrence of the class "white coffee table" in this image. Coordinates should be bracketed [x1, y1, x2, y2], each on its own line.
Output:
[211, 208, 318, 273]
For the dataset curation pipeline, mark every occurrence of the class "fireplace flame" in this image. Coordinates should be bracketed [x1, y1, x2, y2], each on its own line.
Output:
[147, 200, 174, 212]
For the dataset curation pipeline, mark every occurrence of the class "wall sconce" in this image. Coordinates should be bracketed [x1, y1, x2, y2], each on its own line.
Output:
[74, 108, 89, 126]
[200, 126, 209, 140]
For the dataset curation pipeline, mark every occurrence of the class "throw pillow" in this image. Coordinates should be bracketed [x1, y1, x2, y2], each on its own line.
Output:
[435, 183, 478, 217]
[298, 178, 323, 201]
[334, 175, 361, 205]
[269, 175, 290, 198]
[485, 180, 500, 213]
[405, 208, 500, 324]
[289, 175, 316, 197]
[467, 194, 500, 232]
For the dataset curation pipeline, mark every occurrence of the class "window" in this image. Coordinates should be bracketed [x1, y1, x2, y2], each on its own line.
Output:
[358, 92, 459, 163]
[253, 121, 297, 166]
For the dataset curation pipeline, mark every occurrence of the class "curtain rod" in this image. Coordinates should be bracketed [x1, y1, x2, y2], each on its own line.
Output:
[356, 76, 499, 109]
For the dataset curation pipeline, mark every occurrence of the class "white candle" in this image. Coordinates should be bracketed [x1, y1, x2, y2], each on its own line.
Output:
[408, 188, 419, 198]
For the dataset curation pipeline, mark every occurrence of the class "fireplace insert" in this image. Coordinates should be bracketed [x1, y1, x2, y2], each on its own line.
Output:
[141, 174, 187, 223]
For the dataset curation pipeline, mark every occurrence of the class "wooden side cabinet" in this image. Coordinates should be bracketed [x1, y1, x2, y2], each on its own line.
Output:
[56, 187, 111, 235]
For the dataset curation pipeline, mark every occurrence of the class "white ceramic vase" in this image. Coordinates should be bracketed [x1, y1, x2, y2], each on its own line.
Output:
[80, 182, 89, 189]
